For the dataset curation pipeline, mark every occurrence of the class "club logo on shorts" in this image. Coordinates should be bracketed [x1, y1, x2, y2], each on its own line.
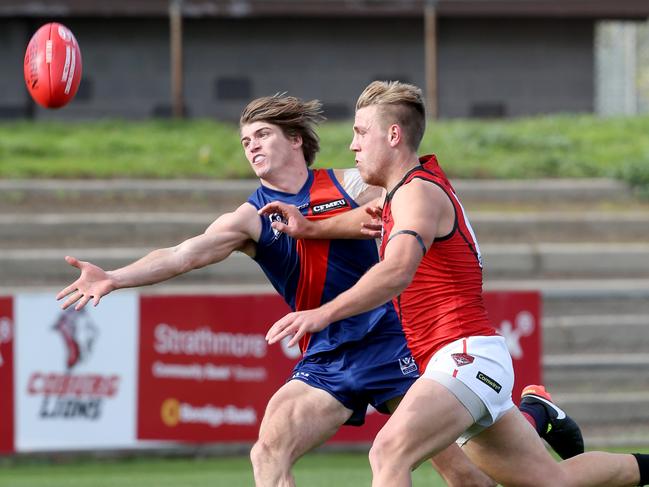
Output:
[398, 356, 418, 375]
[451, 353, 474, 367]
[476, 371, 502, 393]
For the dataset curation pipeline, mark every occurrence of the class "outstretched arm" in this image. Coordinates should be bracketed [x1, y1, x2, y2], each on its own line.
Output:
[266, 180, 448, 346]
[57, 203, 260, 310]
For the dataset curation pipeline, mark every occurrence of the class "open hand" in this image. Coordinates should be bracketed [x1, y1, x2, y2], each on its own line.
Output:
[360, 205, 383, 238]
[56, 256, 115, 310]
[266, 308, 332, 348]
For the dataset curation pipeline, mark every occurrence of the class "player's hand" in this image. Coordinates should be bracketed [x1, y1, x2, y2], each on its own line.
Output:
[266, 308, 332, 347]
[360, 205, 383, 238]
[258, 201, 315, 238]
[56, 256, 115, 310]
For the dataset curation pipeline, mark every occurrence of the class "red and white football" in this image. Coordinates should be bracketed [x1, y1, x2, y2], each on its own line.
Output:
[24, 23, 83, 109]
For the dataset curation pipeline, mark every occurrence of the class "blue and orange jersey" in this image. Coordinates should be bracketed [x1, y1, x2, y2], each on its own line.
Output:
[247, 168, 402, 357]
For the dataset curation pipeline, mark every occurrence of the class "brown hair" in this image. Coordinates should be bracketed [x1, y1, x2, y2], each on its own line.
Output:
[240, 94, 325, 166]
[356, 81, 426, 151]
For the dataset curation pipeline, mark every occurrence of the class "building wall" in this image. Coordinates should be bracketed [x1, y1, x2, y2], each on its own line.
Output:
[0, 20, 32, 118]
[439, 18, 595, 118]
[1, 16, 594, 120]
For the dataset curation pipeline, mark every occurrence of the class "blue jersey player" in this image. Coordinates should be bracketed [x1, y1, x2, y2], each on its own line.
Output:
[57, 94, 496, 487]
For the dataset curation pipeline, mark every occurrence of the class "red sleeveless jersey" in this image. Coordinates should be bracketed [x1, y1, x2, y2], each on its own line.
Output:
[379, 155, 497, 370]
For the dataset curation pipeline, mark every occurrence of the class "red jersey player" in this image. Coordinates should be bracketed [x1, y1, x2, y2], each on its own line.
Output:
[263, 80, 649, 487]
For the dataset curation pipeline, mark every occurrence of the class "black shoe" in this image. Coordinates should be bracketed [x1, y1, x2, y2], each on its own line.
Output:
[520, 384, 585, 460]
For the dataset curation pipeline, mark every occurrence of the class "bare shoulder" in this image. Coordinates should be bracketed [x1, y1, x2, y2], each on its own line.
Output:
[392, 178, 448, 209]
[391, 179, 454, 242]
[333, 167, 382, 205]
[206, 202, 261, 241]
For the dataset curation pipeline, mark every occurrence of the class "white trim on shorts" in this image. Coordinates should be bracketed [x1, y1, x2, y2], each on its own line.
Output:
[421, 335, 516, 444]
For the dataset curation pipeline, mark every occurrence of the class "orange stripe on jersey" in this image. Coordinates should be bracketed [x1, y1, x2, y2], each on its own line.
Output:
[293, 169, 349, 353]
[294, 239, 330, 353]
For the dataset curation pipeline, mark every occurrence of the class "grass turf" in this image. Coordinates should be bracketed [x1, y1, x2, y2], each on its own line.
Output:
[1, 115, 649, 195]
[2, 448, 648, 486]
[0, 452, 445, 487]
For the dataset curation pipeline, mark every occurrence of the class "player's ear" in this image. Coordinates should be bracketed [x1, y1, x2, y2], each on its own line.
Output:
[290, 133, 303, 149]
[388, 124, 401, 147]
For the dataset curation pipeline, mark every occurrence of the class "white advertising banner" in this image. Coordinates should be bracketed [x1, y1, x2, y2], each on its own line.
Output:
[15, 292, 139, 451]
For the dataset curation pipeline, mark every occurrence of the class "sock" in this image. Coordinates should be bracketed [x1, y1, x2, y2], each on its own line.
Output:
[518, 402, 549, 435]
[633, 453, 649, 486]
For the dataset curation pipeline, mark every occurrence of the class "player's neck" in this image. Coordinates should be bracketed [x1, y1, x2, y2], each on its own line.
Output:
[384, 153, 421, 194]
[260, 164, 310, 194]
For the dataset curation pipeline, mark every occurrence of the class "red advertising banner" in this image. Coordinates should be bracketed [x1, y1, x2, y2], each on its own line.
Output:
[483, 291, 542, 404]
[138, 291, 541, 443]
[138, 295, 296, 442]
[0, 297, 14, 454]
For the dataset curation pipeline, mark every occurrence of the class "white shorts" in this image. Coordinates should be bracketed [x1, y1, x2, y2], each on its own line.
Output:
[421, 335, 516, 444]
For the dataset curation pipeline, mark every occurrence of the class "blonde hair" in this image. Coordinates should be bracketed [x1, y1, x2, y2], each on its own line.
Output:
[240, 94, 325, 166]
[356, 81, 426, 151]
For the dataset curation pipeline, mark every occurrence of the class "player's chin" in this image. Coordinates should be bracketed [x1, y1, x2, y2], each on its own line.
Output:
[357, 167, 379, 186]
[250, 163, 270, 179]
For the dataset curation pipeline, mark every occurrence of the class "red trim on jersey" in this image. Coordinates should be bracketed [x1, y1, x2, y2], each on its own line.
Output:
[295, 239, 330, 353]
[293, 170, 353, 353]
[306, 170, 351, 221]
[452, 369, 458, 378]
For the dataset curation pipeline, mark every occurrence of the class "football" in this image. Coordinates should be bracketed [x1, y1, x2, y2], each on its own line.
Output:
[24, 22, 82, 109]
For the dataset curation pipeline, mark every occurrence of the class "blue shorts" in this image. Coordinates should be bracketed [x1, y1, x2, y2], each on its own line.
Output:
[289, 326, 419, 426]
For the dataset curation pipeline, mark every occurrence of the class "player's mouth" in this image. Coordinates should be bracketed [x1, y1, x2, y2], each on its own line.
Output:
[253, 154, 266, 165]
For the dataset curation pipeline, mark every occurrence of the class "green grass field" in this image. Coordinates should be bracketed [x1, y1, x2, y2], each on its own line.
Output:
[1, 115, 649, 194]
[2, 448, 648, 487]
[0, 452, 445, 487]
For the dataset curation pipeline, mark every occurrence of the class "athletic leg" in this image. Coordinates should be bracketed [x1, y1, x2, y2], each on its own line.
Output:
[463, 407, 642, 487]
[369, 378, 475, 487]
[383, 395, 496, 487]
[250, 380, 352, 487]
[429, 444, 496, 487]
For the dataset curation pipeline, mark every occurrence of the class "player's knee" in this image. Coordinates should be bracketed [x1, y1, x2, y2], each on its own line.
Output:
[250, 434, 291, 469]
[249, 440, 265, 469]
[369, 430, 408, 471]
[250, 439, 279, 469]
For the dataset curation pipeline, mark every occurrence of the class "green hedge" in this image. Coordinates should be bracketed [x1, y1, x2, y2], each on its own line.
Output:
[1, 115, 648, 192]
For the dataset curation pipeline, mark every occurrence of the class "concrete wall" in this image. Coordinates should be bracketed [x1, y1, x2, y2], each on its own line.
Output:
[1, 16, 594, 120]
[439, 18, 595, 118]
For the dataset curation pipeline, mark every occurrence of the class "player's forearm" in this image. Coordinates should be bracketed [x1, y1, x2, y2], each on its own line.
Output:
[321, 259, 412, 322]
[308, 206, 373, 240]
[107, 247, 189, 289]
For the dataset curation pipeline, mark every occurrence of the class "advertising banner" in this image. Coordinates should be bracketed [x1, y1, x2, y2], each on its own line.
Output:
[0, 297, 14, 454]
[14, 293, 139, 451]
[138, 291, 541, 444]
[138, 295, 298, 442]
[483, 291, 542, 403]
